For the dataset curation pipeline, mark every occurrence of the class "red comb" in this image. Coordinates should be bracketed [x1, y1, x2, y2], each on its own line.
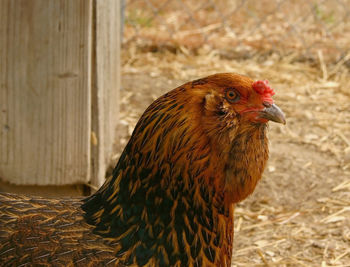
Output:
[252, 80, 275, 96]
[252, 80, 275, 103]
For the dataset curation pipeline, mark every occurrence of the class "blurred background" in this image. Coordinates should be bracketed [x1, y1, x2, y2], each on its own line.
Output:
[123, 0, 350, 63]
[1, 0, 350, 266]
[120, 0, 350, 266]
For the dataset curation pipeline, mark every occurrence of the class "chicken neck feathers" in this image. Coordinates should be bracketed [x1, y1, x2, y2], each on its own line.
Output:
[0, 73, 283, 266]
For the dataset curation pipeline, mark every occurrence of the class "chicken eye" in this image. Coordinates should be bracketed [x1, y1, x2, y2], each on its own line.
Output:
[225, 89, 240, 103]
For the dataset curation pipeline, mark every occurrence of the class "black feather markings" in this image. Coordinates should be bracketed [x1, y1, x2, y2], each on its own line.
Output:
[204, 246, 216, 263]
[81, 80, 233, 266]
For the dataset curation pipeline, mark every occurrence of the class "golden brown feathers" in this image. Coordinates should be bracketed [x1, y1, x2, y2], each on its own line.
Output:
[0, 193, 118, 266]
[0, 73, 285, 266]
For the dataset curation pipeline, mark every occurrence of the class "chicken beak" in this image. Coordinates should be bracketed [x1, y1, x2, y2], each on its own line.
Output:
[259, 103, 286, 124]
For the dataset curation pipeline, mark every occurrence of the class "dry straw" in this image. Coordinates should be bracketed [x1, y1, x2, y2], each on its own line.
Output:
[118, 42, 350, 266]
[119, 1, 350, 264]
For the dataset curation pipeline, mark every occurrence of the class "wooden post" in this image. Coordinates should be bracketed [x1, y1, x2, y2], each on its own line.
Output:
[91, 0, 121, 188]
[0, 0, 120, 188]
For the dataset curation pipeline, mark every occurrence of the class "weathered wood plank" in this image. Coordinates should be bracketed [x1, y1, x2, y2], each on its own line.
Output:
[0, 0, 92, 185]
[91, 0, 121, 188]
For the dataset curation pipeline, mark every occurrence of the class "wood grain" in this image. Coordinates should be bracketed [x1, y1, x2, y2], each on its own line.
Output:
[91, 0, 121, 188]
[0, 0, 93, 185]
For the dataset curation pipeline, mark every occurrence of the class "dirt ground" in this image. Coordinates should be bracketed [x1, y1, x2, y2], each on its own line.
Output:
[119, 47, 350, 266]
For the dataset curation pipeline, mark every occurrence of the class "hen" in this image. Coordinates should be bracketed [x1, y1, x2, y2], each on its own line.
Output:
[0, 73, 285, 266]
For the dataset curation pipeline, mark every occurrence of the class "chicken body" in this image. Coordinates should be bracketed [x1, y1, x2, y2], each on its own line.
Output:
[0, 73, 285, 266]
[0, 194, 118, 266]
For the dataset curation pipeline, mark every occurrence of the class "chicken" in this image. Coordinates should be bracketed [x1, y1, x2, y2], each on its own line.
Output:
[0, 73, 285, 266]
